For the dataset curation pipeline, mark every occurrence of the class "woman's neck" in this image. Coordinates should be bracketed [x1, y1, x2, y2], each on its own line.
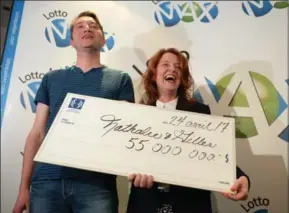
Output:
[158, 90, 177, 103]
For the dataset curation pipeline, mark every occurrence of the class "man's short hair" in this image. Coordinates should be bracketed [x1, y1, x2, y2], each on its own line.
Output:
[70, 11, 104, 39]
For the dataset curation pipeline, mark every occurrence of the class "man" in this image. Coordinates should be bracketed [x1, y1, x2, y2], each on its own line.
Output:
[13, 11, 135, 213]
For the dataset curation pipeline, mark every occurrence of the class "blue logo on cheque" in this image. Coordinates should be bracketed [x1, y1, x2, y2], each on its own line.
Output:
[68, 98, 85, 110]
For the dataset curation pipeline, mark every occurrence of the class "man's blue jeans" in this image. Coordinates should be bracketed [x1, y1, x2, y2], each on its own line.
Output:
[29, 179, 118, 213]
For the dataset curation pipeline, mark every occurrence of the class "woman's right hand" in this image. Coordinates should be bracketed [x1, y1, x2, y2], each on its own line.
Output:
[128, 173, 154, 188]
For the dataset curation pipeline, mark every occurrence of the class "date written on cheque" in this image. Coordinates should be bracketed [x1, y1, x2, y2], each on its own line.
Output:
[163, 115, 230, 133]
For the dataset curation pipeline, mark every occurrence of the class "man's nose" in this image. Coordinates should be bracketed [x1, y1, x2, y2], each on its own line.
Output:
[84, 24, 92, 31]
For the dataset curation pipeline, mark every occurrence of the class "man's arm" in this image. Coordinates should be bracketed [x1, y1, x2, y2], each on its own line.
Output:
[19, 103, 49, 191]
[14, 72, 50, 213]
[117, 72, 135, 103]
[13, 103, 49, 213]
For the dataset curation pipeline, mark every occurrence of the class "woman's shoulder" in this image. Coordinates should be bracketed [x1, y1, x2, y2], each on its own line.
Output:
[186, 99, 211, 115]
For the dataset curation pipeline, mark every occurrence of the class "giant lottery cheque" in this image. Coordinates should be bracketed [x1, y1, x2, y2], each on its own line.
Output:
[34, 93, 236, 193]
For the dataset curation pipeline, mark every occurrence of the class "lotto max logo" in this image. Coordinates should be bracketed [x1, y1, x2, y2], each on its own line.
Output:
[194, 71, 288, 141]
[101, 32, 115, 52]
[44, 10, 71, 48]
[68, 98, 85, 110]
[154, 1, 219, 27]
[20, 81, 41, 113]
[242, 0, 289, 17]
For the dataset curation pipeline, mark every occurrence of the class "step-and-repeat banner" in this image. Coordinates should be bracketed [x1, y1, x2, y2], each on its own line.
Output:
[1, 1, 288, 213]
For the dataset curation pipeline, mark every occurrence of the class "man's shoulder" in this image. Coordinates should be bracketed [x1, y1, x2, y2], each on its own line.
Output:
[43, 66, 72, 80]
[102, 66, 130, 79]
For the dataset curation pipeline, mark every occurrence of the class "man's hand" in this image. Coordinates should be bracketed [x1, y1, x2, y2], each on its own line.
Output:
[13, 188, 30, 213]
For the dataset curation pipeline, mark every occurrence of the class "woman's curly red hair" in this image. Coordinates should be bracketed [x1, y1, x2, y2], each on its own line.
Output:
[140, 48, 194, 105]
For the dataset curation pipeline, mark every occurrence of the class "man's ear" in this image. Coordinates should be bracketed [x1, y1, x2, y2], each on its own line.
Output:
[70, 38, 74, 47]
[101, 33, 106, 46]
[70, 31, 74, 41]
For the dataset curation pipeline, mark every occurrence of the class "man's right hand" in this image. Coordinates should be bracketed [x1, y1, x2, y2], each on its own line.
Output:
[13, 189, 30, 213]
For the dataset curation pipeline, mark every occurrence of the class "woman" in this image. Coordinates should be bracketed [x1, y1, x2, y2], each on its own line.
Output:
[126, 48, 250, 213]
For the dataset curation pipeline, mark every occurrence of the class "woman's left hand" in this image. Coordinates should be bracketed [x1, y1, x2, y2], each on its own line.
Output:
[221, 176, 249, 201]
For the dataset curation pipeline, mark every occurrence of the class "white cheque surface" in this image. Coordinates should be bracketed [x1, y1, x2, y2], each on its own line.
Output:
[34, 93, 236, 193]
